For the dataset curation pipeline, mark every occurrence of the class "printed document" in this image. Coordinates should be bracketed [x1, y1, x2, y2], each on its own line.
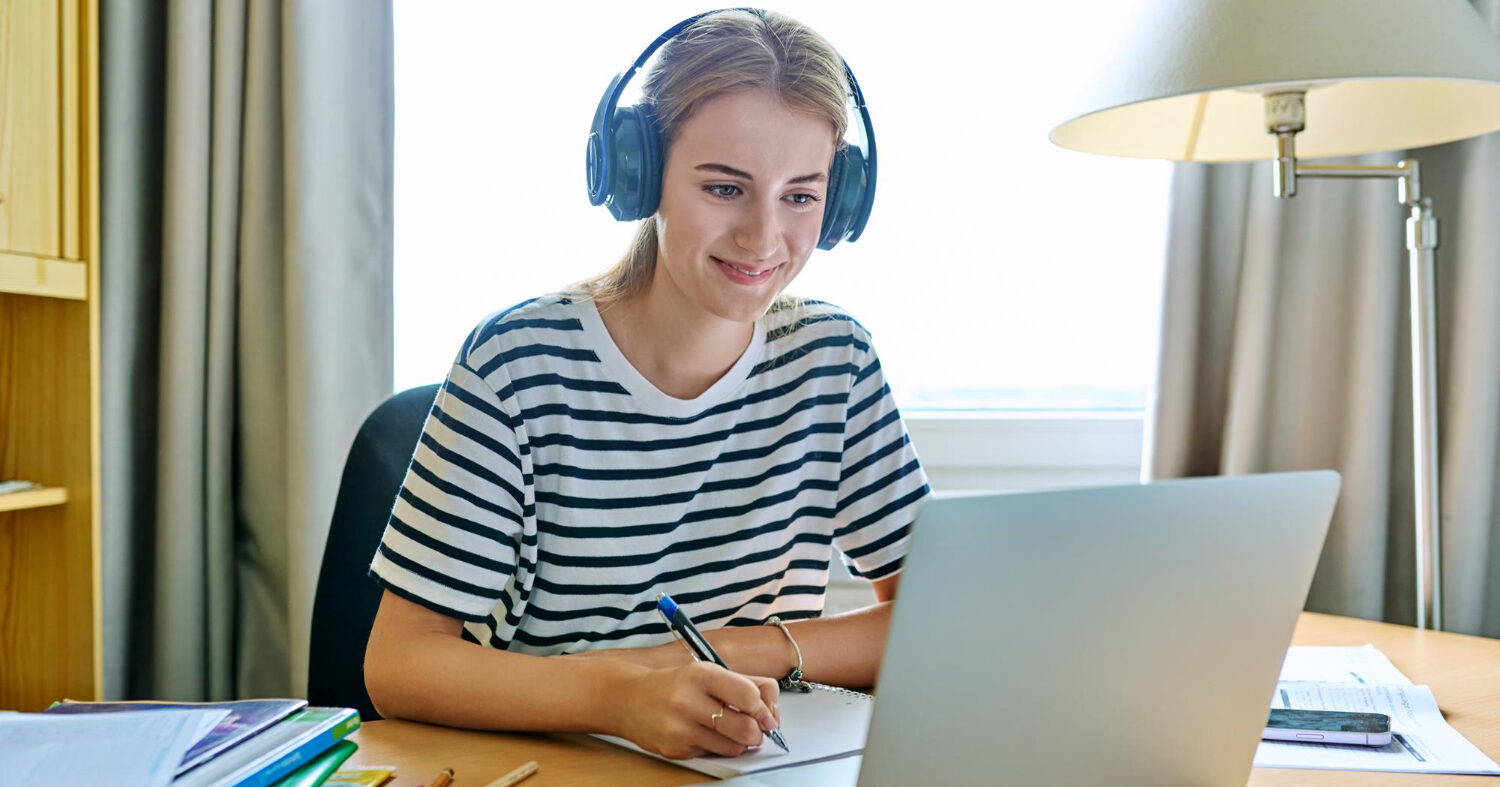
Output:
[1277, 643, 1413, 685]
[1255, 646, 1499, 775]
[0, 707, 228, 787]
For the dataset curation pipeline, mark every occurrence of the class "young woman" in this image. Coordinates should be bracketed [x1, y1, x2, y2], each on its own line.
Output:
[363, 9, 930, 760]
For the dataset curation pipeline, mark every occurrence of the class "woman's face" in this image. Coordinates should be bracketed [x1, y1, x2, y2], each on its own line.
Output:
[652, 88, 837, 324]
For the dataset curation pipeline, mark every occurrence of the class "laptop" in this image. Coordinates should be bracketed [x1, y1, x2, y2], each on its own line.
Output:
[716, 471, 1341, 787]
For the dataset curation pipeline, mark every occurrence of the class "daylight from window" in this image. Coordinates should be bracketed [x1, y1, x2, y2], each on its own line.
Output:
[393, 1, 1172, 412]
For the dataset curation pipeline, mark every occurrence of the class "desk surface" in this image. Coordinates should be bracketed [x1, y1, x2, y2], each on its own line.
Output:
[345, 613, 1500, 786]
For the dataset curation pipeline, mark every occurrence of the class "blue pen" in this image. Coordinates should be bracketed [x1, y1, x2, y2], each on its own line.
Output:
[656, 593, 790, 753]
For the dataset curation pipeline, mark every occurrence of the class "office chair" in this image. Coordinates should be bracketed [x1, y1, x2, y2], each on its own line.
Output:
[308, 383, 440, 720]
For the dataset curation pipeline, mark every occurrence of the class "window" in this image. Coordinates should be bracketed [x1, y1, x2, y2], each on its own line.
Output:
[393, 1, 1171, 418]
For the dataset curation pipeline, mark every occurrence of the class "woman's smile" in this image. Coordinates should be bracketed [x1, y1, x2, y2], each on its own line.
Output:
[712, 256, 781, 285]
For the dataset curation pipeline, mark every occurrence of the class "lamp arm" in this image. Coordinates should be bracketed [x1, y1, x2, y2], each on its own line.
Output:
[1263, 92, 1443, 630]
[1292, 159, 1425, 206]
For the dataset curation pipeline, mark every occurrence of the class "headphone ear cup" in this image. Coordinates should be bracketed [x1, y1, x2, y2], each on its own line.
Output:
[604, 104, 664, 222]
[637, 105, 663, 219]
[818, 145, 866, 250]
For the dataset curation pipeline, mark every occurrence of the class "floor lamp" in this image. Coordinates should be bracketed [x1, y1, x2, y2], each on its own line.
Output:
[1049, 0, 1500, 630]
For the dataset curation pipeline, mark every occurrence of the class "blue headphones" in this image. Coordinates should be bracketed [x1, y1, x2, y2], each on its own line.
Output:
[584, 8, 877, 251]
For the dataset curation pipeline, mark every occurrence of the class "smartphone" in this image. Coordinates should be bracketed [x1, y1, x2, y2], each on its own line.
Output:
[1263, 708, 1393, 746]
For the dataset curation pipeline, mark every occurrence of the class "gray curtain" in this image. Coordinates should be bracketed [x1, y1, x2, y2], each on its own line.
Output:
[101, 0, 394, 700]
[1147, 1, 1500, 638]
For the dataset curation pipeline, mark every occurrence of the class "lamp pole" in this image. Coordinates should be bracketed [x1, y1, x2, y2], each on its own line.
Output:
[1265, 91, 1443, 631]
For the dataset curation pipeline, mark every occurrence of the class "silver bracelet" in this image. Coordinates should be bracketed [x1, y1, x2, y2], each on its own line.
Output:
[765, 616, 809, 692]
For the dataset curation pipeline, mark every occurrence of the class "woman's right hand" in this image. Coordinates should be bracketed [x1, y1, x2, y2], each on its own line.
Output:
[612, 660, 782, 759]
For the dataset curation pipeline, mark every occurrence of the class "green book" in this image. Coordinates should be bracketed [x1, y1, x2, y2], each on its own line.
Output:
[270, 739, 359, 787]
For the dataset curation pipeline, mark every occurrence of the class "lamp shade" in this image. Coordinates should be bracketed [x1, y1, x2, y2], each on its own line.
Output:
[1049, 0, 1500, 161]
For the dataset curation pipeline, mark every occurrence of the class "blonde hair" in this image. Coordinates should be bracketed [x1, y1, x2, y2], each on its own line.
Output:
[574, 9, 851, 310]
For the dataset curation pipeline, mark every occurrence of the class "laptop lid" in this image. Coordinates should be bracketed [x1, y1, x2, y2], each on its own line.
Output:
[854, 471, 1340, 787]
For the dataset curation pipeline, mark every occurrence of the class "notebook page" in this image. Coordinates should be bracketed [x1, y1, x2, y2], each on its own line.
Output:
[593, 684, 873, 779]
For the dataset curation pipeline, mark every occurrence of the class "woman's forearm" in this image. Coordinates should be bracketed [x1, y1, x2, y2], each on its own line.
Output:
[365, 618, 641, 734]
[365, 588, 894, 735]
[365, 592, 782, 757]
[706, 601, 894, 688]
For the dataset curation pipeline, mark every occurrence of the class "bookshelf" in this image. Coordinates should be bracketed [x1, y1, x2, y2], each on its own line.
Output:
[0, 251, 89, 300]
[0, 488, 71, 513]
[0, 0, 102, 711]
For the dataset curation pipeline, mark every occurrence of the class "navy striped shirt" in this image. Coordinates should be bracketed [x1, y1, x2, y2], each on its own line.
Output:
[369, 294, 931, 655]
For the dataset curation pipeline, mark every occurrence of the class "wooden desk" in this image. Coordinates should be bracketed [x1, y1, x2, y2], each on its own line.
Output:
[345, 613, 1500, 786]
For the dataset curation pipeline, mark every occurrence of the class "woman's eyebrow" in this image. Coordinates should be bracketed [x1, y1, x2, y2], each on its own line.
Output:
[695, 163, 827, 184]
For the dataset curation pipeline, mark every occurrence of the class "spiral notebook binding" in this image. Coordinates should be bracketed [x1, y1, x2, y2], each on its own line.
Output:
[801, 681, 873, 700]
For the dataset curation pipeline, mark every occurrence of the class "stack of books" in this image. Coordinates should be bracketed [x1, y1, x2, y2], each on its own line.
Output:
[28, 699, 361, 786]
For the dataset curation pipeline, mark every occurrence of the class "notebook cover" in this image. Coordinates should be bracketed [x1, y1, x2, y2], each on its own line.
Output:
[269, 739, 360, 787]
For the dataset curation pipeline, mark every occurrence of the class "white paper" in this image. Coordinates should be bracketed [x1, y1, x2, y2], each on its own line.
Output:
[1277, 644, 1414, 686]
[593, 684, 872, 779]
[1255, 682, 1500, 775]
[0, 708, 230, 787]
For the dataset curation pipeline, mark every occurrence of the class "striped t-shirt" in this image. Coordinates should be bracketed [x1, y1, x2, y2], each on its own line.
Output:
[368, 293, 931, 655]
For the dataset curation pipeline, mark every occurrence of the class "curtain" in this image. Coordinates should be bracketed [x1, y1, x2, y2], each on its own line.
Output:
[1147, 1, 1500, 638]
[100, 0, 394, 700]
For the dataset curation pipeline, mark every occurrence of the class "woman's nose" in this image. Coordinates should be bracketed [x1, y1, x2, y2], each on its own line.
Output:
[734, 201, 781, 260]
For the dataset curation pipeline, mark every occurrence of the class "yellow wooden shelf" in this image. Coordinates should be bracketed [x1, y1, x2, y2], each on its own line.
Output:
[1, 0, 102, 711]
[0, 487, 69, 513]
[0, 251, 87, 300]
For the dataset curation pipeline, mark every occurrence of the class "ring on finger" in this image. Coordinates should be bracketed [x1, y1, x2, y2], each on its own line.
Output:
[710, 705, 725, 731]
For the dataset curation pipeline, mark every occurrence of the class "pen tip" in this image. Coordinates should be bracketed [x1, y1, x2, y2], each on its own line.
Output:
[769, 729, 789, 752]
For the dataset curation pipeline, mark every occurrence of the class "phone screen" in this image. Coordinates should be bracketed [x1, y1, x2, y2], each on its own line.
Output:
[1267, 708, 1391, 733]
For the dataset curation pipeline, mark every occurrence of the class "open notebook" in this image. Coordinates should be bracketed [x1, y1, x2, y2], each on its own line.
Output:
[593, 683, 873, 779]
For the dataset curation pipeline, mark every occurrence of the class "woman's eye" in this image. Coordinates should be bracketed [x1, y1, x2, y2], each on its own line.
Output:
[704, 185, 821, 206]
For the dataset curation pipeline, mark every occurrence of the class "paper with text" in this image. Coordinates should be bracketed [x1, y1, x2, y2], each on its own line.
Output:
[1255, 678, 1499, 774]
[0, 707, 230, 787]
[1277, 644, 1414, 686]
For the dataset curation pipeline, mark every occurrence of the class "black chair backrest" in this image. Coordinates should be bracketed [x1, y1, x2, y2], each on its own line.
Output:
[308, 383, 440, 719]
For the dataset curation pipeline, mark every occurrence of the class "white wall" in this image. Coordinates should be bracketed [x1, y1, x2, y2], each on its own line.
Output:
[825, 414, 1145, 612]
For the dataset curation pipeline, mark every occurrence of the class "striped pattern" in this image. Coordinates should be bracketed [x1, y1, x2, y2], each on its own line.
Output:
[369, 294, 931, 655]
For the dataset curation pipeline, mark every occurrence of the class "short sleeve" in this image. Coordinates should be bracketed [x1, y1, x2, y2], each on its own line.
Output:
[368, 354, 528, 622]
[831, 332, 931, 580]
